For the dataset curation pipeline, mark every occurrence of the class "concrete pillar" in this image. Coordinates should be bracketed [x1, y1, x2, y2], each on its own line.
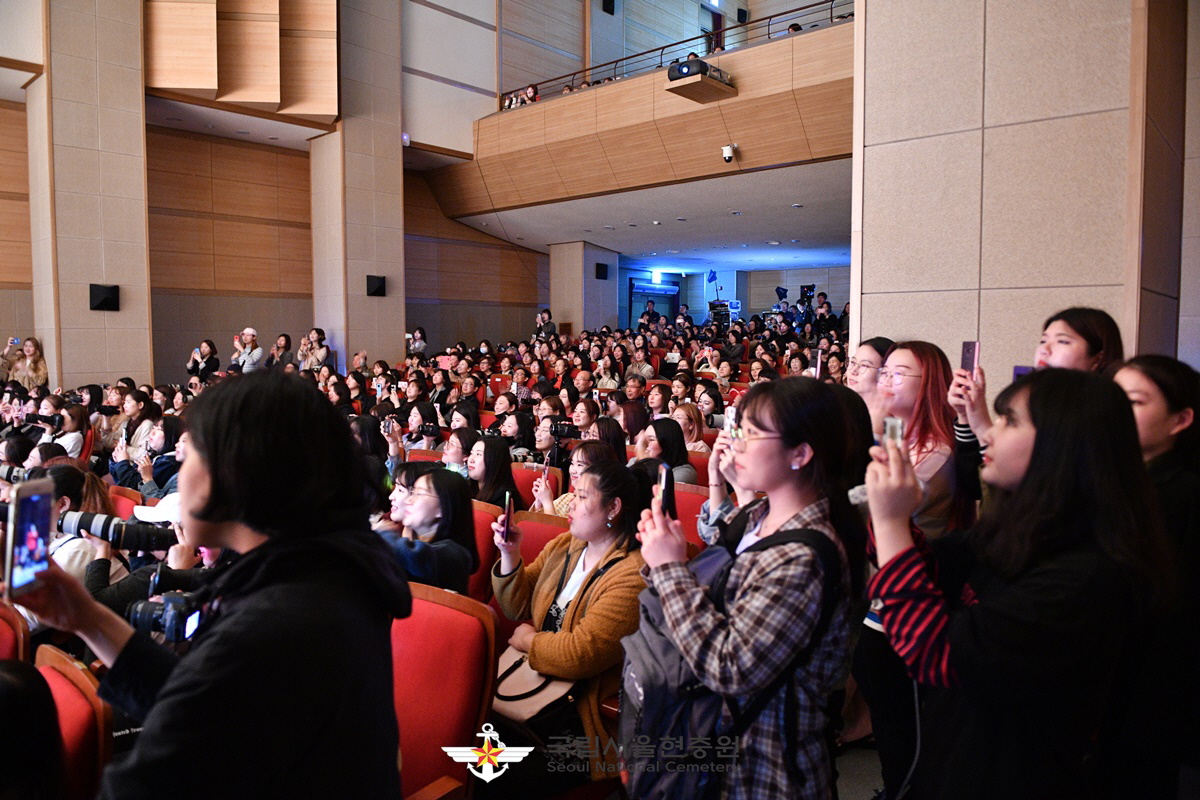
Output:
[852, 0, 1186, 380]
[310, 0, 405, 371]
[28, 0, 153, 387]
[549, 241, 620, 335]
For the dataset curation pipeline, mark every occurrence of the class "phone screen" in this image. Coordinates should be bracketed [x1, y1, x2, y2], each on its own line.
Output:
[501, 492, 514, 542]
[6, 482, 54, 597]
[883, 416, 905, 446]
[658, 463, 676, 520]
[960, 341, 980, 373]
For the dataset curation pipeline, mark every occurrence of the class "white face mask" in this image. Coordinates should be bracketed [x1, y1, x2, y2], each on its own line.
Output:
[480, 346, 488, 354]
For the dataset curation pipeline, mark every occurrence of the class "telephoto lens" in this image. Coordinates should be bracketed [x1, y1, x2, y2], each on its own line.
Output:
[550, 421, 581, 439]
[60, 511, 180, 551]
[0, 465, 26, 483]
[127, 591, 203, 643]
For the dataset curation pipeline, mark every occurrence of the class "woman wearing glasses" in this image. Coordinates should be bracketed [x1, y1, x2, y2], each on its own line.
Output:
[381, 468, 478, 594]
[845, 337, 894, 437]
[637, 378, 867, 800]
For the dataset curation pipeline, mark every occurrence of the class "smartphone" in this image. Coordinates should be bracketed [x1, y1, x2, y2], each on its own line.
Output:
[883, 416, 905, 446]
[501, 491, 514, 542]
[382, 419, 392, 434]
[960, 341, 981, 373]
[724, 404, 738, 435]
[406, 333, 413, 340]
[120, 428, 127, 444]
[4, 477, 55, 600]
[657, 462, 677, 519]
[813, 352, 823, 379]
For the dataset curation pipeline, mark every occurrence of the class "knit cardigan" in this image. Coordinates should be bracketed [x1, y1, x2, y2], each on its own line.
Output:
[492, 532, 646, 780]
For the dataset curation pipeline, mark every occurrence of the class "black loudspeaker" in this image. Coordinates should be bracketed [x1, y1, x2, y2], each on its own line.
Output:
[737, 7, 748, 23]
[366, 275, 387, 297]
[595, 263, 609, 280]
[89, 284, 119, 311]
[602, 0, 614, 14]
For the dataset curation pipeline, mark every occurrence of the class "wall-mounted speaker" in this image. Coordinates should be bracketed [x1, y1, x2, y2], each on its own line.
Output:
[89, 284, 120, 311]
[602, 0, 615, 14]
[595, 263, 609, 280]
[367, 275, 387, 297]
[737, 7, 748, 23]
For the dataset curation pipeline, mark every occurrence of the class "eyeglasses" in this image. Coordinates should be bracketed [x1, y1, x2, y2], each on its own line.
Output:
[728, 427, 783, 452]
[406, 490, 438, 501]
[846, 359, 877, 374]
[877, 369, 923, 384]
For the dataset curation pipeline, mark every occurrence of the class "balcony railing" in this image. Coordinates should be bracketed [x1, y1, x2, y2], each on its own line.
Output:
[498, 0, 854, 110]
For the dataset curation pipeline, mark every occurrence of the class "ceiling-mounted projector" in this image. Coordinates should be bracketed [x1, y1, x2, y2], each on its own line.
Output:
[668, 60, 710, 80]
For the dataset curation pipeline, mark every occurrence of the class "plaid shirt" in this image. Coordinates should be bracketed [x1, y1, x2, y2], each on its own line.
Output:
[648, 497, 850, 800]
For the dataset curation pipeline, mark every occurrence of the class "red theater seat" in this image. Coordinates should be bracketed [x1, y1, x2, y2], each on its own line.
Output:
[510, 463, 562, 509]
[36, 645, 111, 800]
[469, 501, 502, 603]
[0, 600, 30, 661]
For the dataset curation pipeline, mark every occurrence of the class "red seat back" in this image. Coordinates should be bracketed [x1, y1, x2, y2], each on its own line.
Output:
[108, 493, 137, 520]
[36, 646, 110, 800]
[509, 464, 561, 510]
[392, 585, 497, 797]
[512, 511, 570, 568]
[406, 448, 441, 463]
[470, 501, 502, 603]
[0, 601, 29, 660]
[79, 428, 95, 464]
[478, 410, 497, 430]
[674, 484, 710, 551]
[686, 451, 710, 479]
[700, 430, 718, 449]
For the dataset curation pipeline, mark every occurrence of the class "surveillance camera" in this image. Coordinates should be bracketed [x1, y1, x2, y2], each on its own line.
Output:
[721, 145, 735, 163]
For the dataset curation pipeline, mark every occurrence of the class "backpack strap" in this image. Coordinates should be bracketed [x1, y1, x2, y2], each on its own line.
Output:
[728, 528, 842, 737]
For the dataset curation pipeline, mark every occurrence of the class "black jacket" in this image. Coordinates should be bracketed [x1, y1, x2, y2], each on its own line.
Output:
[97, 527, 411, 799]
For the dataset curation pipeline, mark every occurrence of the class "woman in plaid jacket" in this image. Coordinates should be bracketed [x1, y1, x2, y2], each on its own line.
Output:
[638, 379, 868, 799]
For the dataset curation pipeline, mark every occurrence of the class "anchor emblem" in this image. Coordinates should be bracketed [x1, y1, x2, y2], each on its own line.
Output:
[441, 723, 536, 783]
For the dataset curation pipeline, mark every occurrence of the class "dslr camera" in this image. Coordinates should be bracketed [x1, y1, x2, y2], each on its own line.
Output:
[417, 423, 441, 438]
[550, 421, 581, 439]
[26, 413, 64, 429]
[128, 591, 203, 643]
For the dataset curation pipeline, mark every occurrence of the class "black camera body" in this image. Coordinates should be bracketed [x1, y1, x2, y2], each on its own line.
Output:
[97, 405, 121, 416]
[550, 421, 581, 439]
[63, 393, 83, 405]
[128, 591, 203, 643]
[417, 423, 441, 438]
[27, 413, 64, 428]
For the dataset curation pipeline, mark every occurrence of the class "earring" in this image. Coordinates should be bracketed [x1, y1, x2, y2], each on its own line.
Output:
[606, 517, 613, 528]
[791, 463, 800, 471]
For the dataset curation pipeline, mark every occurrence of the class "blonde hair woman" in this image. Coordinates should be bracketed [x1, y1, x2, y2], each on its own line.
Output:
[669, 402, 711, 453]
[2, 337, 48, 391]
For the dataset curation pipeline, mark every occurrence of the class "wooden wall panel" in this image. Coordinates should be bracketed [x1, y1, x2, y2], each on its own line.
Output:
[216, 17, 281, 110]
[280, 0, 336, 31]
[278, 35, 338, 123]
[145, 1, 219, 98]
[434, 24, 853, 216]
[0, 104, 30, 286]
[147, 129, 311, 296]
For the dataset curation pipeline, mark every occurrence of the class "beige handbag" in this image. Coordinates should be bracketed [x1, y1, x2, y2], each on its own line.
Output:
[492, 645, 576, 724]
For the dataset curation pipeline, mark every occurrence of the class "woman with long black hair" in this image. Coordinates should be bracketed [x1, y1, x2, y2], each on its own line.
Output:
[466, 436, 525, 510]
[381, 467, 479, 594]
[866, 369, 1173, 800]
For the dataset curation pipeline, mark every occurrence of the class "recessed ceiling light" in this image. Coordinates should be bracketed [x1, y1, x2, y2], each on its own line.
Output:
[731, 211, 743, 215]
[666, 249, 680, 253]
[766, 241, 780, 245]
[268, 136, 279, 140]
[515, 236, 524, 240]
[740, 244, 748, 247]
[204, 124, 216, 129]
[628, 223, 637, 227]
[603, 225, 615, 230]
[480, 222, 488, 226]
[235, 130, 250, 135]
[791, 239, 800, 243]
[165, 116, 183, 122]
[583, 229, 592, 232]
[652, 221, 661, 225]
[791, 204, 804, 208]
[676, 218, 686, 222]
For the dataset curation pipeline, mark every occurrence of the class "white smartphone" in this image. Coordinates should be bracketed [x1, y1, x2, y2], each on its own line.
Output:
[724, 404, 738, 434]
[883, 416, 905, 445]
[4, 477, 56, 600]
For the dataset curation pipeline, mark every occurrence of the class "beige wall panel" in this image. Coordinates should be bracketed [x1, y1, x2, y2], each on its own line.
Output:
[149, 251, 216, 290]
[149, 212, 215, 254]
[145, 1, 219, 96]
[279, 35, 339, 122]
[147, 130, 213, 177]
[0, 149, 29, 195]
[214, 254, 281, 290]
[861, 290, 981, 362]
[211, 141, 278, 185]
[213, 219, 280, 257]
[501, 34, 581, 92]
[0, 290, 34, 331]
[212, 177, 280, 219]
[980, 110, 1127, 289]
[216, 18, 282, 109]
[280, 0, 337, 31]
[984, 0, 1130, 128]
[147, 169, 214, 213]
[861, 130, 982, 293]
[862, 1, 982, 145]
[792, 77, 852, 158]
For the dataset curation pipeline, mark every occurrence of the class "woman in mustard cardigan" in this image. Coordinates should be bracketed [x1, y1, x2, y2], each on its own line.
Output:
[489, 461, 650, 797]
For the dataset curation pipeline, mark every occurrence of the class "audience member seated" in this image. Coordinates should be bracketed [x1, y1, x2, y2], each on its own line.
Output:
[530, 440, 619, 517]
[380, 467, 479, 594]
[501, 411, 537, 460]
[467, 436, 527, 510]
[670, 402, 711, 453]
[440, 427, 481, 479]
[110, 415, 182, 492]
[635, 418, 698, 485]
[486, 462, 649, 796]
